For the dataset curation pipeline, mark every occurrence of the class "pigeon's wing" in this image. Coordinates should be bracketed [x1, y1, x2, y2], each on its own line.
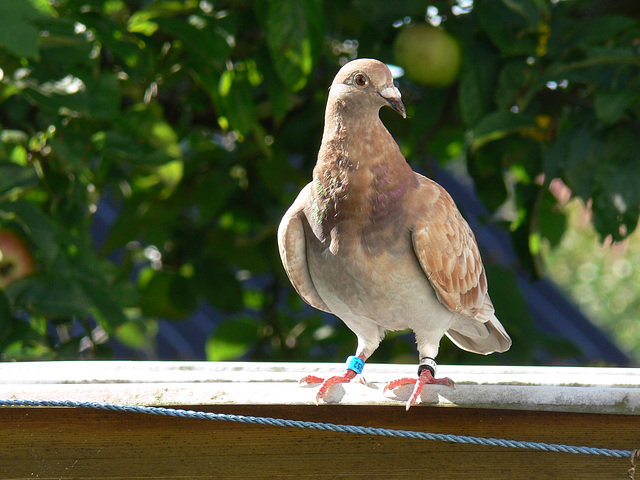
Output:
[411, 175, 511, 354]
[411, 175, 488, 318]
[277, 183, 331, 313]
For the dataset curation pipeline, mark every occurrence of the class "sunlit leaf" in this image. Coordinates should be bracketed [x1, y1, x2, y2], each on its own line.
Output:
[471, 111, 538, 150]
[116, 320, 157, 350]
[205, 317, 258, 361]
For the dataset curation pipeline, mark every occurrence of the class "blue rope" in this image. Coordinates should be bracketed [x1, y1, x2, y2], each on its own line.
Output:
[0, 398, 634, 459]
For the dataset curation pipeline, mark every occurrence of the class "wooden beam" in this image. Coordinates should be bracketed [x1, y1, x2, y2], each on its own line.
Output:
[1, 362, 639, 479]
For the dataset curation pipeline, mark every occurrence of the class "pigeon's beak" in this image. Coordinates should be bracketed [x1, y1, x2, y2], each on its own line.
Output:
[379, 85, 406, 118]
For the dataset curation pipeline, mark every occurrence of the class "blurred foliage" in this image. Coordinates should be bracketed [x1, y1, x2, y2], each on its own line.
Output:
[0, 0, 638, 363]
[544, 193, 640, 364]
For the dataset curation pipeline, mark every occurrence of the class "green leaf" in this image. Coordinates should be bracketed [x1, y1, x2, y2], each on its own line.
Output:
[98, 131, 174, 166]
[352, 0, 424, 27]
[458, 42, 501, 127]
[154, 16, 230, 69]
[468, 145, 507, 212]
[139, 269, 199, 320]
[0, 290, 13, 343]
[566, 15, 637, 47]
[82, 280, 128, 326]
[116, 320, 157, 350]
[1, 200, 130, 323]
[205, 317, 258, 361]
[484, 263, 537, 362]
[86, 74, 122, 120]
[583, 47, 640, 66]
[500, 0, 549, 24]
[0, 20, 39, 59]
[127, 0, 195, 35]
[1, 200, 60, 265]
[7, 274, 90, 318]
[593, 90, 639, 125]
[195, 259, 244, 313]
[495, 60, 540, 111]
[215, 66, 258, 136]
[425, 126, 465, 164]
[264, 0, 324, 92]
[591, 128, 640, 240]
[544, 128, 599, 200]
[475, 0, 538, 56]
[0, 164, 38, 198]
[26, 0, 57, 17]
[471, 110, 538, 149]
[26, 73, 121, 121]
[258, 50, 292, 123]
[411, 87, 448, 144]
[56, 336, 83, 360]
[0, 0, 46, 59]
[37, 18, 95, 68]
[537, 189, 566, 248]
[546, 126, 640, 240]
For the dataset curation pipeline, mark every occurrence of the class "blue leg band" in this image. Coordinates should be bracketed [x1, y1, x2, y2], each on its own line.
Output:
[345, 356, 365, 375]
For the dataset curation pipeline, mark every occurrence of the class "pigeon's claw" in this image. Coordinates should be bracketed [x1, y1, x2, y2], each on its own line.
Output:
[298, 375, 325, 386]
[384, 370, 455, 410]
[383, 377, 415, 394]
[299, 369, 361, 405]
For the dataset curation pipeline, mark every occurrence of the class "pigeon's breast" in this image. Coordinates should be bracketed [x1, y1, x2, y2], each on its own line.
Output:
[359, 164, 419, 255]
[307, 156, 418, 257]
[306, 234, 451, 332]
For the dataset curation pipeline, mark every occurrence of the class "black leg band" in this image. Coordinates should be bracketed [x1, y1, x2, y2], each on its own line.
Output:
[417, 357, 437, 377]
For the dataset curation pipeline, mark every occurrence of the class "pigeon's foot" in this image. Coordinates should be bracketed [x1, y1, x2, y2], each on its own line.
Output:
[299, 370, 367, 405]
[383, 369, 455, 410]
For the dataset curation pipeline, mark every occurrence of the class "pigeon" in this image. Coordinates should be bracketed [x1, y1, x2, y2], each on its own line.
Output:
[277, 58, 511, 409]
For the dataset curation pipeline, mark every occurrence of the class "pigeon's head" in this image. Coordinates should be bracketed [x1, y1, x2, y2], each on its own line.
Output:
[329, 58, 407, 119]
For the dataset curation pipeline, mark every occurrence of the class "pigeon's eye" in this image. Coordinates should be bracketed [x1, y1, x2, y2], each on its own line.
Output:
[353, 73, 368, 87]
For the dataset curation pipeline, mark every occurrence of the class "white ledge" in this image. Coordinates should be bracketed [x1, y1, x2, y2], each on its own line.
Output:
[0, 361, 638, 415]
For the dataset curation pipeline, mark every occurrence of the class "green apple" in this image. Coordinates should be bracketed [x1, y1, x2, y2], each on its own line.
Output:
[0, 230, 35, 289]
[394, 24, 462, 87]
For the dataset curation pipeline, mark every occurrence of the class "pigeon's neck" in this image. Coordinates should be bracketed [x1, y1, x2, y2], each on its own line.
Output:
[317, 103, 410, 173]
[306, 106, 415, 253]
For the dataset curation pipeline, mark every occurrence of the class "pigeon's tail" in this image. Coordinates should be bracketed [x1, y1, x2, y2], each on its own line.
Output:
[445, 311, 512, 355]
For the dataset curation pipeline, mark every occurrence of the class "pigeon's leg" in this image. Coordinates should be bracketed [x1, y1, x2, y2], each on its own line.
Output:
[383, 357, 454, 410]
[299, 355, 368, 405]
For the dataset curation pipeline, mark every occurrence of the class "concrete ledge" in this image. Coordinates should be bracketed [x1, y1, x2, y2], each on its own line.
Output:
[2, 361, 638, 479]
[1, 361, 638, 414]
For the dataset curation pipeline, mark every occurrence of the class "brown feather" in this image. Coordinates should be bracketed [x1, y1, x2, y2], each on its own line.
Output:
[410, 175, 492, 319]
